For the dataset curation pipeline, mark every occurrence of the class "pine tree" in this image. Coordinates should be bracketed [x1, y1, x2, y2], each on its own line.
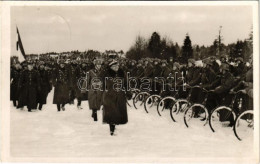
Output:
[148, 32, 162, 58]
[181, 34, 193, 63]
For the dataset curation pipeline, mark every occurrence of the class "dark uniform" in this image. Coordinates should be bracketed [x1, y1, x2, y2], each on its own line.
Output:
[87, 59, 103, 121]
[17, 66, 40, 111]
[100, 60, 132, 135]
[11, 66, 21, 107]
[37, 66, 52, 110]
[52, 63, 70, 111]
[68, 62, 78, 104]
[75, 63, 90, 107]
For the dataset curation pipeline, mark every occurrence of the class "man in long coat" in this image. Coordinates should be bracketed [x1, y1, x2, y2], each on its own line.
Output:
[11, 63, 21, 107]
[100, 60, 132, 135]
[75, 61, 90, 109]
[52, 61, 70, 112]
[17, 61, 41, 112]
[87, 58, 103, 121]
[37, 62, 52, 110]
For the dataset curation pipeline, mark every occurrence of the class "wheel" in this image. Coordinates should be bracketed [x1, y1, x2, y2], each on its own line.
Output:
[131, 89, 140, 99]
[157, 96, 176, 116]
[209, 106, 236, 132]
[133, 92, 150, 110]
[170, 99, 190, 122]
[184, 104, 209, 128]
[233, 110, 254, 141]
[144, 94, 161, 113]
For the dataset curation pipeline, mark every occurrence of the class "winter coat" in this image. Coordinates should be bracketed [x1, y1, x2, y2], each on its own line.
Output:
[87, 68, 103, 110]
[200, 66, 217, 89]
[75, 66, 89, 101]
[186, 66, 201, 86]
[52, 67, 70, 104]
[214, 72, 235, 94]
[37, 69, 52, 104]
[144, 64, 154, 78]
[10, 68, 21, 101]
[17, 69, 40, 109]
[101, 68, 131, 125]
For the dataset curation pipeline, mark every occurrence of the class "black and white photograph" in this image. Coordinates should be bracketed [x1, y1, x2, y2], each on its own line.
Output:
[1, 1, 259, 163]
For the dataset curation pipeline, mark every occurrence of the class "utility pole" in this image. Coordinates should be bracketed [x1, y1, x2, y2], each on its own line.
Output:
[217, 26, 223, 56]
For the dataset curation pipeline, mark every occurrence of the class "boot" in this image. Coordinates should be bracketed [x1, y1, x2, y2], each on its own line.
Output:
[13, 100, 17, 107]
[38, 104, 42, 110]
[61, 104, 65, 111]
[57, 104, 61, 112]
[93, 110, 98, 121]
[109, 124, 115, 136]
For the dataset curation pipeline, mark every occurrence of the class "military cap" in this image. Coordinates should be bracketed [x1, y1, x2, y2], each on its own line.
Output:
[220, 55, 226, 59]
[220, 63, 229, 71]
[236, 57, 244, 63]
[161, 59, 167, 64]
[202, 58, 213, 66]
[188, 58, 196, 65]
[93, 58, 103, 65]
[131, 60, 137, 64]
[153, 58, 160, 62]
[173, 62, 180, 69]
[108, 59, 119, 67]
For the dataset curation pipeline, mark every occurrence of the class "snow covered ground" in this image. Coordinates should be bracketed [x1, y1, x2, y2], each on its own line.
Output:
[10, 89, 254, 160]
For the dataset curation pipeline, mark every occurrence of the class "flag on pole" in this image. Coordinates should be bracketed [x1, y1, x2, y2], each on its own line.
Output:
[16, 26, 26, 62]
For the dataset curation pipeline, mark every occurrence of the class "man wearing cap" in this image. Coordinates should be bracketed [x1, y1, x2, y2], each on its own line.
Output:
[68, 59, 78, 104]
[186, 58, 201, 86]
[17, 61, 41, 112]
[200, 58, 217, 89]
[75, 61, 91, 109]
[52, 60, 70, 112]
[37, 62, 52, 110]
[233, 57, 246, 77]
[143, 59, 154, 78]
[205, 63, 235, 125]
[100, 59, 132, 136]
[87, 58, 103, 121]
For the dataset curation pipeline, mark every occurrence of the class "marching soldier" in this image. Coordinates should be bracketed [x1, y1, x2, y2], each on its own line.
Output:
[87, 58, 103, 121]
[75, 61, 90, 109]
[68, 59, 78, 104]
[100, 59, 132, 135]
[37, 62, 52, 110]
[17, 61, 41, 112]
[52, 60, 70, 112]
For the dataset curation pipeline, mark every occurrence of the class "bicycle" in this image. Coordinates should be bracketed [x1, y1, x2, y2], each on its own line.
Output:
[233, 109, 254, 141]
[183, 86, 214, 128]
[209, 90, 245, 132]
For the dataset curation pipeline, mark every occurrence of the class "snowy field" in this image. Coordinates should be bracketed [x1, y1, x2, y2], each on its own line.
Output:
[10, 89, 254, 160]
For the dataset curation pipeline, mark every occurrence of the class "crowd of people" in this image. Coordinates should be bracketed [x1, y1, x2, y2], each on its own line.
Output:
[10, 54, 253, 135]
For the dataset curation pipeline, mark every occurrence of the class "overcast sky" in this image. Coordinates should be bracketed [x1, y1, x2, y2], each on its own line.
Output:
[11, 5, 252, 54]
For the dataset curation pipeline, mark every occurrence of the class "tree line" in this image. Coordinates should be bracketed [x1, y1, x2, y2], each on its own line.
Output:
[126, 30, 253, 63]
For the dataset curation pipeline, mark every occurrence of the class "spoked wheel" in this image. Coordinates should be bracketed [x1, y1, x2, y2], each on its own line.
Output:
[133, 92, 150, 110]
[184, 104, 209, 128]
[144, 94, 161, 113]
[233, 110, 254, 141]
[131, 89, 140, 99]
[157, 96, 176, 117]
[209, 106, 236, 132]
[170, 99, 190, 122]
